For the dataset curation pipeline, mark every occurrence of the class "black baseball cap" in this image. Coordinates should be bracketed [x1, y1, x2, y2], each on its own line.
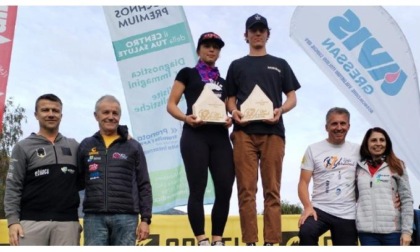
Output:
[196, 32, 225, 51]
[246, 13, 268, 29]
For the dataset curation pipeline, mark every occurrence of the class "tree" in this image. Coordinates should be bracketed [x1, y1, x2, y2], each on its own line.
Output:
[281, 200, 303, 214]
[0, 97, 26, 219]
[255, 200, 302, 215]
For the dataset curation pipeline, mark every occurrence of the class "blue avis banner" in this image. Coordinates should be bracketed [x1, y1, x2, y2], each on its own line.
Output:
[290, 6, 420, 182]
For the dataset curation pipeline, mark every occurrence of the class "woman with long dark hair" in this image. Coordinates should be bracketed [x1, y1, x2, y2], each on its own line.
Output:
[356, 127, 413, 245]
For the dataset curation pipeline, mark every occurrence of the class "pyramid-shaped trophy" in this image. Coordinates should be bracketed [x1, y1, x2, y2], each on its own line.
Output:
[192, 85, 226, 123]
[240, 84, 273, 121]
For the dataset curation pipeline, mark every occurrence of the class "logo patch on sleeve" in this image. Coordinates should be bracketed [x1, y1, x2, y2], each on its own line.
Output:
[61, 147, 72, 156]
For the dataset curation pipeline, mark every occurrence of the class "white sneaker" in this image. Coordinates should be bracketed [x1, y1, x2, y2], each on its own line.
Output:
[211, 241, 225, 246]
[198, 238, 211, 246]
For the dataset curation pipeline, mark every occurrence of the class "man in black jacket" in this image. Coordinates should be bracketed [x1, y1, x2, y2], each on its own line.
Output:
[4, 94, 82, 245]
[78, 95, 152, 246]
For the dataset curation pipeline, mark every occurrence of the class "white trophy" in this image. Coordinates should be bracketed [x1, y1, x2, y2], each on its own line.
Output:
[240, 84, 273, 121]
[192, 85, 226, 123]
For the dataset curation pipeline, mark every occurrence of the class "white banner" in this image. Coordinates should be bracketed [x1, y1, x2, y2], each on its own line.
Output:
[103, 6, 214, 212]
[290, 6, 420, 181]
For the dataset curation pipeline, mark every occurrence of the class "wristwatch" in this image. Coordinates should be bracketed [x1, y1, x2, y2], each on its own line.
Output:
[141, 217, 151, 225]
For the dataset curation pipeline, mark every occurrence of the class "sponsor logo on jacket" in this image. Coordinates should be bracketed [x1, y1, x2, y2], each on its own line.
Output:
[36, 148, 46, 158]
[89, 147, 99, 155]
[375, 174, 390, 183]
[35, 168, 49, 177]
[61, 166, 75, 174]
[112, 152, 128, 160]
[88, 155, 101, 162]
[89, 163, 99, 172]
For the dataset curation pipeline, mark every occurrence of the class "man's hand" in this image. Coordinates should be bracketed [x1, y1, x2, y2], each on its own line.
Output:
[8, 223, 24, 246]
[231, 110, 249, 126]
[394, 193, 401, 210]
[400, 233, 412, 246]
[136, 222, 150, 241]
[263, 108, 282, 125]
[298, 206, 318, 228]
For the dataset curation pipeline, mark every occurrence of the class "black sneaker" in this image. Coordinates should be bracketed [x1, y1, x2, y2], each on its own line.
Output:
[264, 242, 274, 246]
[246, 242, 256, 246]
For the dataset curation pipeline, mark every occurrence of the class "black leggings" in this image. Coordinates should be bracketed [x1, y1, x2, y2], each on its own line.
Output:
[180, 126, 235, 237]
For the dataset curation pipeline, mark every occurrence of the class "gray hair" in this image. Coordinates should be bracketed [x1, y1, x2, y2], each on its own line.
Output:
[325, 107, 350, 123]
[95, 95, 121, 113]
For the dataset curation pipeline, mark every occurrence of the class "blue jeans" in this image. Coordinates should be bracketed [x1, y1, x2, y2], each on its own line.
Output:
[83, 213, 138, 245]
[358, 232, 401, 245]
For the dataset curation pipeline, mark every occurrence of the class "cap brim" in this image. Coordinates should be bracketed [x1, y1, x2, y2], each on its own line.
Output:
[200, 38, 225, 48]
[247, 21, 268, 29]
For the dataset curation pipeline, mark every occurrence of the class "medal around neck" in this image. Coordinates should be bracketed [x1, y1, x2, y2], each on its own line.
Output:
[192, 85, 226, 123]
[241, 85, 273, 121]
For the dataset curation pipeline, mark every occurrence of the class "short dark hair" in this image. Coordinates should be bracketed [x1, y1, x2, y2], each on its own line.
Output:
[325, 107, 350, 123]
[35, 93, 62, 112]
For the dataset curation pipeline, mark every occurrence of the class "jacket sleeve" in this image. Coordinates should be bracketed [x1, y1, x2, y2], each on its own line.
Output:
[134, 141, 153, 220]
[76, 141, 86, 191]
[4, 143, 27, 227]
[397, 166, 414, 235]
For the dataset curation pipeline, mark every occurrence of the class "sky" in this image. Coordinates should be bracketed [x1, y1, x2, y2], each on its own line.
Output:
[3, 4, 420, 214]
